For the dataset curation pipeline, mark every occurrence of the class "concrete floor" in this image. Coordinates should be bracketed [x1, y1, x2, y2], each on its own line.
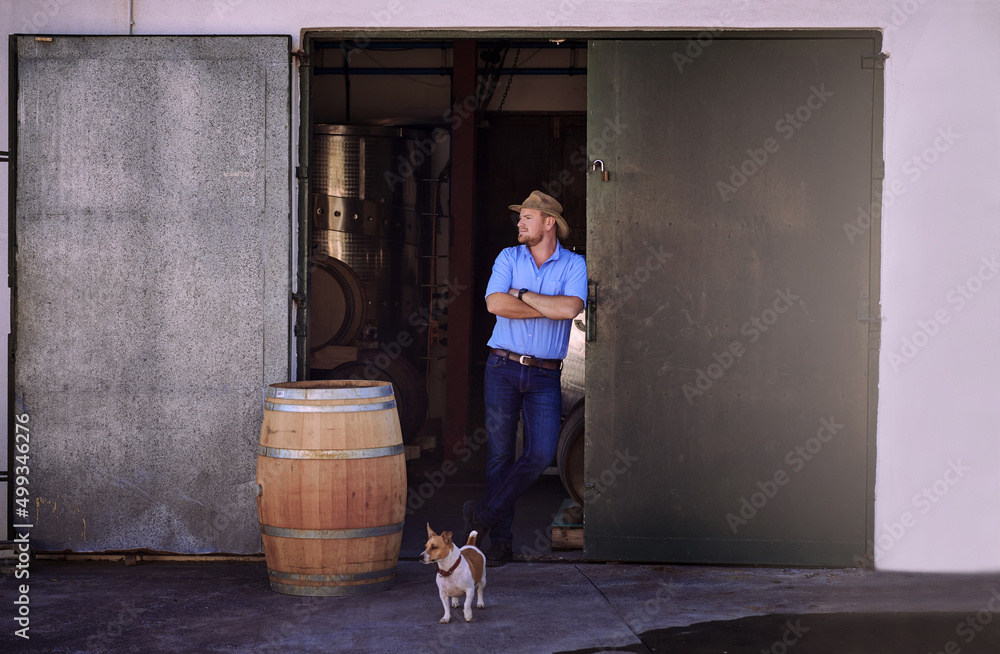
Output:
[4, 465, 1000, 652]
[5, 559, 1000, 652]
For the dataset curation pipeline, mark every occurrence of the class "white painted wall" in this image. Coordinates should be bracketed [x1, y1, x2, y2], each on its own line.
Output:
[2, 0, 998, 572]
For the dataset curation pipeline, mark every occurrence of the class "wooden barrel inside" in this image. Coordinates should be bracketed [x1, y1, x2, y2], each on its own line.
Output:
[557, 399, 586, 506]
[256, 380, 406, 596]
[325, 351, 427, 444]
[308, 257, 367, 352]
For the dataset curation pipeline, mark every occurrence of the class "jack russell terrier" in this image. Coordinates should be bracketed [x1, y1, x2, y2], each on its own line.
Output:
[420, 523, 486, 623]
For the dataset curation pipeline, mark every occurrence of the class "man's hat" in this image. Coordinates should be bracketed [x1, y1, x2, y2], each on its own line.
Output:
[508, 190, 570, 239]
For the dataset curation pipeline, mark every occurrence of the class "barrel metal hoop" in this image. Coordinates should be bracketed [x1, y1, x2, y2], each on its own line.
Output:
[268, 384, 394, 400]
[265, 399, 396, 413]
[269, 577, 395, 597]
[257, 444, 404, 460]
[267, 566, 397, 583]
[260, 522, 404, 540]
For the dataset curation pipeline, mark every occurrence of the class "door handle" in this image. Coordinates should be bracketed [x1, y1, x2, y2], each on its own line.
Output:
[586, 281, 597, 342]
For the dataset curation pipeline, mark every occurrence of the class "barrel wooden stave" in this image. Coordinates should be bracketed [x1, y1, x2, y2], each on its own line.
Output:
[256, 380, 406, 596]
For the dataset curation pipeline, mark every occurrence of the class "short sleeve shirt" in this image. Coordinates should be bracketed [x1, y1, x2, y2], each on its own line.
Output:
[485, 242, 588, 360]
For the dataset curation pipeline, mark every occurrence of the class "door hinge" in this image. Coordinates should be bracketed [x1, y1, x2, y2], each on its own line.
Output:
[856, 297, 882, 324]
[296, 166, 309, 180]
[292, 49, 309, 63]
[857, 297, 881, 351]
[861, 53, 888, 70]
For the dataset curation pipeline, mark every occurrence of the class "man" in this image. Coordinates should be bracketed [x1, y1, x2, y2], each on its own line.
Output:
[464, 190, 588, 566]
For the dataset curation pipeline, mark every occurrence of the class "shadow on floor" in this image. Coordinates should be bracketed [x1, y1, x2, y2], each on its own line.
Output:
[399, 454, 580, 561]
[557, 611, 1000, 654]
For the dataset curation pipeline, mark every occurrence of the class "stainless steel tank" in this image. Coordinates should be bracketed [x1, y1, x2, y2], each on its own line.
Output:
[562, 310, 586, 414]
[310, 125, 434, 368]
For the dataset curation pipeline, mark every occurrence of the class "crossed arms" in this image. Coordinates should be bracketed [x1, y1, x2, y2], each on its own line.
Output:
[486, 288, 584, 321]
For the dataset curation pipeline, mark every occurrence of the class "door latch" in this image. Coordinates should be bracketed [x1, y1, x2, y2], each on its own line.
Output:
[590, 159, 609, 182]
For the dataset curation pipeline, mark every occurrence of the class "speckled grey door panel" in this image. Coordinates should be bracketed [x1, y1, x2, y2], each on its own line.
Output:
[12, 36, 291, 552]
[584, 37, 881, 565]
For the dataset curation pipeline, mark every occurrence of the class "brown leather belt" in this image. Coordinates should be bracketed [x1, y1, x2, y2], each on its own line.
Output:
[491, 348, 563, 370]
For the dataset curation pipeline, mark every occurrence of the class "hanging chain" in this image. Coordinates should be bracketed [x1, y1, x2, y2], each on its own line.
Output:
[496, 47, 521, 112]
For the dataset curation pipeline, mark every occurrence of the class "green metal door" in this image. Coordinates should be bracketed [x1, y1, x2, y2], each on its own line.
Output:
[584, 36, 882, 566]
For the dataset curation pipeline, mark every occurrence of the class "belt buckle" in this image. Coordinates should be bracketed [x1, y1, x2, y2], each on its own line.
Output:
[518, 354, 532, 365]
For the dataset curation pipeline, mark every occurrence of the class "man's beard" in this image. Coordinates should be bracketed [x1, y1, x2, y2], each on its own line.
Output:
[518, 232, 541, 247]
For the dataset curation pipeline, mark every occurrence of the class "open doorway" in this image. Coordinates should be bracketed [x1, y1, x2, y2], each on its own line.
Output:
[301, 36, 589, 558]
[299, 32, 882, 567]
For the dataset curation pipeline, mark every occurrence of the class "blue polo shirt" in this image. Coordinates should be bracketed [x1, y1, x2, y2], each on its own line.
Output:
[485, 242, 588, 360]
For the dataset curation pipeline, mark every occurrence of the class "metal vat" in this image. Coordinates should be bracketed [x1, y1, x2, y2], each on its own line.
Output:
[309, 125, 434, 367]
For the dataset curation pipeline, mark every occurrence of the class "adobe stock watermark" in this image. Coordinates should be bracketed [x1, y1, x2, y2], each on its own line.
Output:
[211, 0, 244, 19]
[844, 127, 960, 244]
[726, 416, 844, 535]
[888, 255, 999, 373]
[495, 115, 629, 213]
[341, 0, 405, 55]
[563, 117, 629, 186]
[590, 449, 641, 497]
[405, 403, 513, 515]
[671, 0, 753, 73]
[760, 619, 811, 654]
[885, 0, 936, 34]
[716, 84, 835, 202]
[603, 246, 673, 314]
[388, 56, 627, 195]
[493, 115, 630, 221]
[852, 458, 970, 568]
[260, 596, 330, 650]
[931, 586, 1000, 654]
[84, 601, 144, 653]
[387, 62, 616, 192]
[545, 0, 585, 25]
[581, 117, 630, 168]
[384, 127, 450, 192]
[682, 289, 804, 405]
[587, 579, 679, 651]
[311, 248, 468, 381]
[626, 579, 677, 634]
[16, 0, 73, 32]
[518, 448, 639, 557]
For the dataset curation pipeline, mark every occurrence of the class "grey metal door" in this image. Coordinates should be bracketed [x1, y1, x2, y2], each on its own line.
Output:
[11, 36, 291, 552]
[585, 37, 882, 566]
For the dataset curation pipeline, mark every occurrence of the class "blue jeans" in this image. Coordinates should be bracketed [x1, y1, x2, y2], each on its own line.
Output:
[477, 351, 563, 545]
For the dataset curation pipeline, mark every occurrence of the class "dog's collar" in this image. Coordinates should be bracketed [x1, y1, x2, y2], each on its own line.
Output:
[436, 553, 463, 578]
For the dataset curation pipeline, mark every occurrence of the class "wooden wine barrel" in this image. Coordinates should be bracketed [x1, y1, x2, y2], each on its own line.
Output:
[308, 257, 367, 351]
[557, 399, 586, 507]
[256, 380, 406, 596]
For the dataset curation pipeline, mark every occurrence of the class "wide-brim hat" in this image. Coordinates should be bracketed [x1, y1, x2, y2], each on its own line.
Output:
[508, 190, 570, 239]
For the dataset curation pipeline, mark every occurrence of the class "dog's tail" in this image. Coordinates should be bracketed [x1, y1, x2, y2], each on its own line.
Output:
[466, 530, 478, 547]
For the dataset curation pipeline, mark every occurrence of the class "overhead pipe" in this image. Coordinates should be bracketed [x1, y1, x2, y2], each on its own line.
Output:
[314, 67, 586, 76]
[313, 39, 586, 76]
[314, 40, 586, 51]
